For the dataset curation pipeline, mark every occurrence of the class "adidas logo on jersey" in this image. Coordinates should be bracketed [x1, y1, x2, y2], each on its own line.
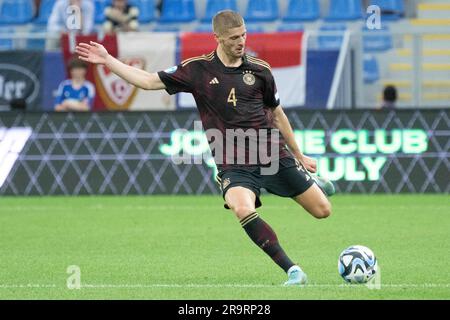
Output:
[209, 77, 219, 85]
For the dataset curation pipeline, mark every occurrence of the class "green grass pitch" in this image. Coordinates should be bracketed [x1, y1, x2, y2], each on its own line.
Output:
[0, 194, 449, 299]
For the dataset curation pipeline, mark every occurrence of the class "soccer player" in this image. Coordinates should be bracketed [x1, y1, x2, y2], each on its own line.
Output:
[76, 10, 335, 286]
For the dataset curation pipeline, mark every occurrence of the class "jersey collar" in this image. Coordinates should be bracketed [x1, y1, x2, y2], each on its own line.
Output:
[214, 50, 250, 73]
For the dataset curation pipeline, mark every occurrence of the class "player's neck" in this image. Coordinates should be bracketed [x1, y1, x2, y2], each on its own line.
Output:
[216, 47, 243, 68]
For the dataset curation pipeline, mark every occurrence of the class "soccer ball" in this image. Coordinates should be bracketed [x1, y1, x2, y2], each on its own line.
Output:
[338, 245, 378, 284]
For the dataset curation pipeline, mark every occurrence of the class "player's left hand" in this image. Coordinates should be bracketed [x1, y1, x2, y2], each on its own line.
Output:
[296, 154, 317, 173]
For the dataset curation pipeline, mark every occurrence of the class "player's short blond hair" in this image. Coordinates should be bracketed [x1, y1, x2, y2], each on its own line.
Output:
[212, 10, 244, 36]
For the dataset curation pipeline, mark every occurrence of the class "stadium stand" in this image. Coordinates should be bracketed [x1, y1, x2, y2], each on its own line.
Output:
[0, 0, 34, 25]
[129, 0, 155, 23]
[369, 0, 404, 20]
[201, 0, 238, 23]
[277, 23, 304, 32]
[35, 0, 56, 25]
[366, 0, 450, 107]
[94, 0, 110, 24]
[282, 0, 320, 22]
[159, 0, 196, 23]
[325, 0, 363, 21]
[0, 26, 14, 50]
[363, 54, 380, 84]
[26, 24, 47, 50]
[244, 0, 279, 22]
[0, 0, 449, 108]
[317, 24, 347, 49]
[153, 24, 180, 32]
[243, 23, 266, 33]
[362, 25, 392, 52]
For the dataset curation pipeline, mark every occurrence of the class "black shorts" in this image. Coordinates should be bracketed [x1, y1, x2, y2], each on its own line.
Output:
[216, 157, 315, 209]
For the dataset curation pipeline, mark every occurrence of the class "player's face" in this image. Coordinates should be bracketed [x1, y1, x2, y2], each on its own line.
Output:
[219, 25, 247, 59]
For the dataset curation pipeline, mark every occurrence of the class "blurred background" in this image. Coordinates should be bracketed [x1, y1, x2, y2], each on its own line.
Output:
[0, 0, 448, 195]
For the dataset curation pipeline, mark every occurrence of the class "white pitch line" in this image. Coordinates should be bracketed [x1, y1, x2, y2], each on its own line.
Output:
[0, 284, 57, 288]
[1, 283, 449, 289]
[81, 283, 450, 289]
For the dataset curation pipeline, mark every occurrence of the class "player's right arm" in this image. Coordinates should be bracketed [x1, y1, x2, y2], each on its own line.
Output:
[75, 41, 166, 90]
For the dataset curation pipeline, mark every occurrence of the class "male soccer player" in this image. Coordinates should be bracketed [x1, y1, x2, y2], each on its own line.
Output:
[76, 10, 335, 286]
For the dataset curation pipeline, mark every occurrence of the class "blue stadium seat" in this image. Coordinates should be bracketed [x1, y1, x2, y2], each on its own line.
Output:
[0, 0, 34, 25]
[370, 0, 404, 20]
[283, 0, 320, 22]
[244, 0, 279, 22]
[363, 55, 380, 84]
[129, 0, 155, 23]
[26, 25, 47, 50]
[325, 0, 363, 21]
[159, 0, 196, 23]
[195, 23, 213, 33]
[35, 0, 56, 25]
[278, 23, 304, 32]
[0, 27, 15, 50]
[196, 22, 264, 33]
[93, 0, 110, 24]
[153, 24, 180, 32]
[362, 25, 393, 52]
[245, 24, 265, 33]
[318, 24, 346, 49]
[201, 0, 237, 23]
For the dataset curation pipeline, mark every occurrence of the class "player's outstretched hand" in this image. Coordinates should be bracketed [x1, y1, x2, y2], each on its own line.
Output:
[297, 154, 317, 173]
[76, 41, 109, 65]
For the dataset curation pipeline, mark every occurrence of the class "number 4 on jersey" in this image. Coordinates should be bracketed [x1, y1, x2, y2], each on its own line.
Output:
[227, 88, 237, 107]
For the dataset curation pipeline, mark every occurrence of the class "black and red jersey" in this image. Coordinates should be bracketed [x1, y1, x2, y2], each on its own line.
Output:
[158, 50, 291, 169]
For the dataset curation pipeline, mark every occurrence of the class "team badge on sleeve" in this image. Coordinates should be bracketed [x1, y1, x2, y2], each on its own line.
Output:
[222, 178, 231, 189]
[164, 66, 178, 74]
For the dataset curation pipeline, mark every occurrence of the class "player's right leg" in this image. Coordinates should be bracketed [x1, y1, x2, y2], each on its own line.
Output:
[224, 186, 306, 286]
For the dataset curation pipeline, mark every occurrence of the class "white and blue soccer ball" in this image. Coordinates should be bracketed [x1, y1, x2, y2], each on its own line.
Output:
[338, 245, 378, 284]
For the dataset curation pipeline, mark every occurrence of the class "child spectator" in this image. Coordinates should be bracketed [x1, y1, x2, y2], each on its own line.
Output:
[54, 58, 95, 112]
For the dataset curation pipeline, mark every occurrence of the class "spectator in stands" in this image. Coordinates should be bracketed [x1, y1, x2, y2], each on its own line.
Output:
[33, 0, 42, 18]
[103, 0, 139, 34]
[380, 85, 398, 109]
[46, 0, 95, 49]
[363, 0, 370, 11]
[156, 0, 164, 15]
[54, 58, 95, 112]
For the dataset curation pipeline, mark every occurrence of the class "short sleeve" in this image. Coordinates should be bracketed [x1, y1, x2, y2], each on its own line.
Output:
[263, 70, 280, 109]
[157, 64, 193, 95]
[54, 82, 65, 106]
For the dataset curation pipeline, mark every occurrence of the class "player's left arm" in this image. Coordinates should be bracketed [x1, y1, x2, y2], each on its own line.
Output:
[272, 105, 317, 173]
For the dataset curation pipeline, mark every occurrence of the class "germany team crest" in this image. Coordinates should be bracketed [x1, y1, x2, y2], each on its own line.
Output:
[243, 71, 255, 85]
